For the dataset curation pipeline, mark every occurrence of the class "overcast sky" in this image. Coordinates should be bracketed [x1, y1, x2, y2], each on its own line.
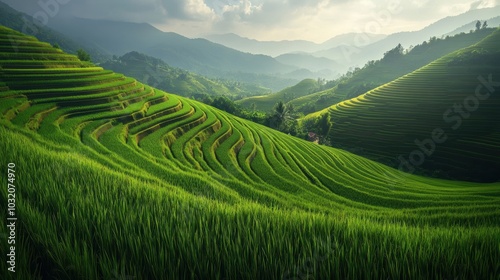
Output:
[2, 0, 499, 42]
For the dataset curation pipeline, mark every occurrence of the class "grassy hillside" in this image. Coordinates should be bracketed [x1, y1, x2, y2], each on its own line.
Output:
[296, 28, 496, 115]
[326, 28, 500, 182]
[101, 51, 271, 99]
[237, 78, 321, 112]
[1, 26, 499, 279]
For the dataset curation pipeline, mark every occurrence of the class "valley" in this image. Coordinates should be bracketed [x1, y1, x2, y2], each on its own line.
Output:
[0, 1, 499, 279]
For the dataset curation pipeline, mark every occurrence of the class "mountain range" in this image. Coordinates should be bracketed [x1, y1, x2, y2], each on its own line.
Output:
[206, 6, 500, 78]
[2, 0, 499, 92]
[205, 32, 387, 57]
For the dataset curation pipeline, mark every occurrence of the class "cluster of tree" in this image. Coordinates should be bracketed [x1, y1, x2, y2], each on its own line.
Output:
[382, 43, 404, 62]
[316, 78, 338, 92]
[265, 101, 336, 141]
[299, 112, 333, 145]
[76, 48, 91, 62]
[476, 20, 488, 31]
[267, 101, 301, 135]
[449, 47, 495, 66]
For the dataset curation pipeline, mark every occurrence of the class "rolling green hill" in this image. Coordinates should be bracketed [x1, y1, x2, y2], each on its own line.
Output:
[1, 26, 499, 279]
[294, 28, 496, 115]
[101, 51, 271, 99]
[237, 78, 322, 112]
[325, 28, 500, 183]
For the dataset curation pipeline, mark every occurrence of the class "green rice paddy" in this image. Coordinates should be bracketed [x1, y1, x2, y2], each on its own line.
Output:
[327, 29, 500, 183]
[0, 26, 499, 279]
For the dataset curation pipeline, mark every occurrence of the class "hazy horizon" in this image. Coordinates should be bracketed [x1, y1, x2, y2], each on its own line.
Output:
[1, 0, 499, 43]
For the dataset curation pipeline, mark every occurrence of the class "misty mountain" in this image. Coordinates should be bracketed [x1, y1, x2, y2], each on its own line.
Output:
[205, 32, 387, 57]
[101, 51, 271, 99]
[313, 6, 500, 70]
[46, 17, 305, 89]
[48, 17, 293, 74]
[205, 32, 384, 79]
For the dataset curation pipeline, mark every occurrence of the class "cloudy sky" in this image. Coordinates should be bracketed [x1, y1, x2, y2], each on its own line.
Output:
[2, 0, 499, 42]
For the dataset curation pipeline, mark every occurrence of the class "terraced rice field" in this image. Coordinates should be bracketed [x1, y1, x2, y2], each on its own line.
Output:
[0, 26, 499, 279]
[328, 29, 500, 183]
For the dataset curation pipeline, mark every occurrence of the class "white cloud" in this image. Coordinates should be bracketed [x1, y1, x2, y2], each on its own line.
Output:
[469, 0, 497, 9]
[184, 0, 216, 20]
[411, 0, 430, 8]
[221, 0, 262, 20]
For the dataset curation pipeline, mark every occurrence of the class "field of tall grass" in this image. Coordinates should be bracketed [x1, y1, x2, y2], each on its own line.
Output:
[0, 26, 499, 279]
